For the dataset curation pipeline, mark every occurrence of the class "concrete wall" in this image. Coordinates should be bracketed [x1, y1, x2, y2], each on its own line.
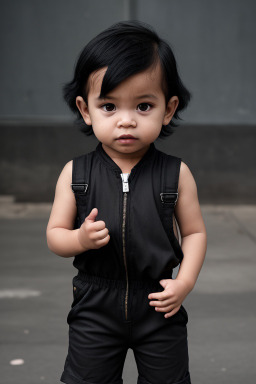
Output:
[136, 0, 256, 125]
[0, 0, 125, 118]
[1, 0, 255, 123]
[1, 121, 255, 204]
[0, 0, 255, 202]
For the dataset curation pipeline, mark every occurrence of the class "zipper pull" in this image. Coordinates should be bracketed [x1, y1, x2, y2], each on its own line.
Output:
[120, 173, 130, 192]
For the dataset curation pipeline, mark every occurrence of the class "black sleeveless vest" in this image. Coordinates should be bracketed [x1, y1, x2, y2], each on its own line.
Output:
[71, 142, 184, 282]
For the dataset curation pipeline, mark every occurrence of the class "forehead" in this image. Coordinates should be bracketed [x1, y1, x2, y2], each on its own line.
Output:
[87, 67, 108, 93]
[87, 63, 164, 97]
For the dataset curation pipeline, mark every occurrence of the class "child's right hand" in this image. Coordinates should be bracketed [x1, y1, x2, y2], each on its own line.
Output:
[77, 208, 110, 251]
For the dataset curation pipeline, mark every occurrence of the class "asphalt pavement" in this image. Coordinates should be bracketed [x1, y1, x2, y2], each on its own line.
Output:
[0, 200, 255, 384]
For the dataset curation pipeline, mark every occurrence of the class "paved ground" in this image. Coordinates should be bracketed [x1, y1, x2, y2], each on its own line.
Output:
[0, 201, 256, 384]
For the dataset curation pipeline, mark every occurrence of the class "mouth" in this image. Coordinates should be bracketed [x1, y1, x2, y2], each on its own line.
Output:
[116, 135, 137, 140]
[116, 135, 138, 144]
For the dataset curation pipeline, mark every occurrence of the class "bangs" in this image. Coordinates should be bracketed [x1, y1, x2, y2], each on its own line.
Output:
[99, 42, 159, 99]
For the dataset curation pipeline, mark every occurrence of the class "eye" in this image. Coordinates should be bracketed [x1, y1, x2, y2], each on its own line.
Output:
[102, 103, 116, 112]
[137, 103, 152, 112]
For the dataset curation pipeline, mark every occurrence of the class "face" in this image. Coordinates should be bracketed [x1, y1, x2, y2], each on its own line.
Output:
[76, 63, 179, 161]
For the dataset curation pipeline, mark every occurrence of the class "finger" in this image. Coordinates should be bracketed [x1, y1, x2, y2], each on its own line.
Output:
[149, 298, 172, 308]
[154, 304, 172, 312]
[164, 306, 180, 319]
[148, 291, 166, 301]
[91, 220, 107, 231]
[95, 234, 110, 247]
[86, 208, 98, 222]
[94, 228, 109, 240]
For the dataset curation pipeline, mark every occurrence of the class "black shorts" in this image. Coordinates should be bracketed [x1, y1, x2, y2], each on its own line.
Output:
[60, 272, 191, 384]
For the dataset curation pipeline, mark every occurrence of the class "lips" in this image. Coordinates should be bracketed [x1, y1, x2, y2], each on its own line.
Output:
[117, 135, 137, 139]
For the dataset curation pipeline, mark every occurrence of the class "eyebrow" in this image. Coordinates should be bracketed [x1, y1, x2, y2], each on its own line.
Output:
[97, 94, 158, 100]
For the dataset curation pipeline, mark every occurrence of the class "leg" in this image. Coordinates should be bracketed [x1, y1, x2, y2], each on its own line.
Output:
[61, 277, 128, 384]
[131, 285, 191, 384]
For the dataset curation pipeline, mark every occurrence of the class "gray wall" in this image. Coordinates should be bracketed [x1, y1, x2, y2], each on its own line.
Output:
[0, 0, 125, 118]
[0, 0, 255, 203]
[137, 0, 256, 125]
[1, 0, 255, 123]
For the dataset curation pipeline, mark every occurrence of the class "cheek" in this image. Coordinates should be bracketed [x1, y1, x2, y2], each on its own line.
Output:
[141, 124, 162, 141]
[87, 112, 104, 129]
[148, 107, 166, 121]
[143, 111, 165, 127]
[91, 110, 112, 124]
[90, 119, 111, 140]
[91, 127, 106, 144]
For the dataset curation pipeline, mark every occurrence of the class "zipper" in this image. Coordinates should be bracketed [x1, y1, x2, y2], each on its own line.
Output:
[120, 173, 130, 320]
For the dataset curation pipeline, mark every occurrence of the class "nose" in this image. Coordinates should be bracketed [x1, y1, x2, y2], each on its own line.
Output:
[117, 112, 137, 128]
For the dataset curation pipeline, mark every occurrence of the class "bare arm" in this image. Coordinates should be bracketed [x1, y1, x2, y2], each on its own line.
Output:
[46, 161, 86, 257]
[148, 161, 207, 317]
[174, 161, 207, 291]
[46, 161, 110, 258]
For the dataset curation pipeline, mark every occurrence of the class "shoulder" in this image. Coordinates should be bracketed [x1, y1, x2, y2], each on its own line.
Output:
[156, 150, 196, 192]
[180, 161, 191, 176]
[57, 160, 73, 184]
[178, 161, 198, 196]
[59, 150, 95, 184]
[54, 160, 74, 196]
[63, 159, 73, 173]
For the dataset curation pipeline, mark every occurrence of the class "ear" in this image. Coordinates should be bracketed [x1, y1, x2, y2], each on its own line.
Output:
[163, 96, 179, 125]
[76, 96, 92, 125]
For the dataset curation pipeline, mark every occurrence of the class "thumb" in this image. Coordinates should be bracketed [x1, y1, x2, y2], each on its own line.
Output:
[159, 279, 168, 288]
[86, 207, 98, 222]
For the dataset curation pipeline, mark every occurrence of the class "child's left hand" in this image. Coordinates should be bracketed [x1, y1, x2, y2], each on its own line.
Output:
[148, 279, 190, 319]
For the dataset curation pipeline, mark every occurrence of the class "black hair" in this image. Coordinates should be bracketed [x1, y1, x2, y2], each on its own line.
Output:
[63, 20, 191, 138]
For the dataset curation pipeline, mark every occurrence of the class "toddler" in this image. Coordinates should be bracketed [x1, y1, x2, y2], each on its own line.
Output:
[47, 20, 207, 384]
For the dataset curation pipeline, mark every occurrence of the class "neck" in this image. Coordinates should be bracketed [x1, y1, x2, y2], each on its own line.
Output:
[101, 143, 152, 173]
